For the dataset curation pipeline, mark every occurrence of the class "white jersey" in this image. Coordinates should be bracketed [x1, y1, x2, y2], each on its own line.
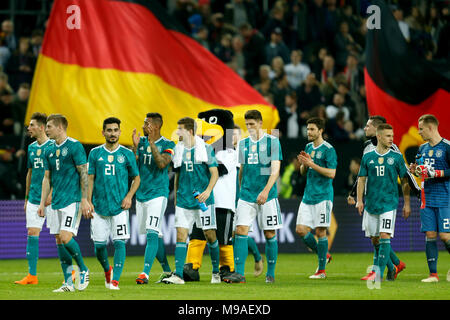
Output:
[213, 148, 238, 212]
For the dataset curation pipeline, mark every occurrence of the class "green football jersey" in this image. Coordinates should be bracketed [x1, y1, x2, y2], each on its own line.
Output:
[302, 141, 337, 204]
[136, 136, 175, 202]
[358, 149, 407, 215]
[43, 137, 87, 210]
[238, 134, 283, 203]
[27, 139, 54, 205]
[176, 144, 218, 210]
[88, 144, 139, 216]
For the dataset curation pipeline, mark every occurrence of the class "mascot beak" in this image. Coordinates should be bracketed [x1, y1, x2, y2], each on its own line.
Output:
[195, 118, 224, 145]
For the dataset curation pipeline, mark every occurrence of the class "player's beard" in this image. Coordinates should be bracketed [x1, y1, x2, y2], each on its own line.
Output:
[106, 136, 118, 144]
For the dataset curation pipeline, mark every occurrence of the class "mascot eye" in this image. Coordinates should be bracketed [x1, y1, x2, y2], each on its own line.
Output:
[208, 116, 218, 125]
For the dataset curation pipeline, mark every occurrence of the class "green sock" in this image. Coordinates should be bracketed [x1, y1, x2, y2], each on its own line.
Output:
[247, 236, 262, 262]
[94, 241, 110, 272]
[156, 236, 171, 272]
[174, 242, 187, 278]
[389, 247, 400, 266]
[372, 244, 380, 272]
[265, 235, 278, 278]
[234, 235, 248, 276]
[113, 240, 126, 281]
[208, 240, 220, 273]
[301, 232, 317, 253]
[64, 238, 88, 272]
[143, 230, 159, 275]
[26, 236, 39, 276]
[377, 239, 391, 279]
[317, 236, 328, 271]
[57, 244, 73, 283]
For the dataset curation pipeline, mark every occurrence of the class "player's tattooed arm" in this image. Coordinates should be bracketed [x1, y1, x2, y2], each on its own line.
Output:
[77, 164, 89, 198]
[77, 164, 93, 218]
[149, 142, 172, 169]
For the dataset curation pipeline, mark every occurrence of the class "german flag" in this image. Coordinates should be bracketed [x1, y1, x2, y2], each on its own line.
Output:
[364, 0, 450, 149]
[26, 0, 279, 145]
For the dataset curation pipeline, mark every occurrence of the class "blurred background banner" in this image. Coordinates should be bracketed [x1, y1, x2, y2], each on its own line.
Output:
[25, 0, 279, 146]
[1, 196, 446, 259]
[364, 0, 450, 146]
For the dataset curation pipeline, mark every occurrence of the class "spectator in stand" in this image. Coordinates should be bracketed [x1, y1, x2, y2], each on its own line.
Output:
[208, 13, 235, 47]
[253, 64, 273, 89]
[318, 55, 336, 103]
[194, 25, 210, 50]
[173, 0, 198, 34]
[405, 6, 425, 32]
[334, 21, 362, 70]
[0, 37, 10, 70]
[307, 0, 328, 47]
[338, 4, 361, 36]
[0, 141, 25, 199]
[261, 4, 287, 40]
[284, 91, 300, 139]
[30, 29, 44, 58]
[268, 56, 285, 80]
[285, 0, 308, 50]
[213, 33, 233, 63]
[351, 84, 369, 135]
[392, 6, 410, 42]
[0, 72, 12, 92]
[230, 35, 246, 78]
[311, 46, 329, 78]
[272, 72, 291, 133]
[254, 79, 273, 97]
[325, 92, 350, 123]
[327, 110, 356, 143]
[284, 49, 311, 90]
[324, 0, 340, 45]
[280, 153, 306, 199]
[11, 82, 30, 136]
[265, 27, 290, 65]
[296, 73, 324, 126]
[0, 87, 14, 136]
[239, 22, 266, 84]
[425, 5, 444, 51]
[224, 0, 259, 32]
[5, 37, 36, 91]
[340, 53, 363, 94]
[0, 19, 17, 52]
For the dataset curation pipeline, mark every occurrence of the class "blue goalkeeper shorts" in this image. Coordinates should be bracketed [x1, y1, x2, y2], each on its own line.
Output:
[420, 206, 450, 233]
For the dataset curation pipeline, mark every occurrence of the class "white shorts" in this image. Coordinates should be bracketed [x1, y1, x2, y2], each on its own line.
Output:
[136, 197, 167, 235]
[91, 210, 130, 242]
[174, 205, 217, 232]
[234, 199, 283, 231]
[26, 202, 56, 230]
[46, 202, 82, 236]
[296, 200, 333, 229]
[362, 209, 396, 238]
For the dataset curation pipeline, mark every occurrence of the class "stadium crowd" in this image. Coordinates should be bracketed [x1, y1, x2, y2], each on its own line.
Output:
[0, 0, 449, 200]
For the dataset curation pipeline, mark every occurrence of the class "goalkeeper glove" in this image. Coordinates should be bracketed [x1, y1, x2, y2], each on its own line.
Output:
[415, 165, 444, 179]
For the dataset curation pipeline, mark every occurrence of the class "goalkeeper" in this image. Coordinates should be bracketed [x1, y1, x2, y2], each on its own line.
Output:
[409, 114, 450, 283]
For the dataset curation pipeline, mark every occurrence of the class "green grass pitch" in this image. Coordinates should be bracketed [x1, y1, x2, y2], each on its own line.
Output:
[1, 252, 449, 300]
